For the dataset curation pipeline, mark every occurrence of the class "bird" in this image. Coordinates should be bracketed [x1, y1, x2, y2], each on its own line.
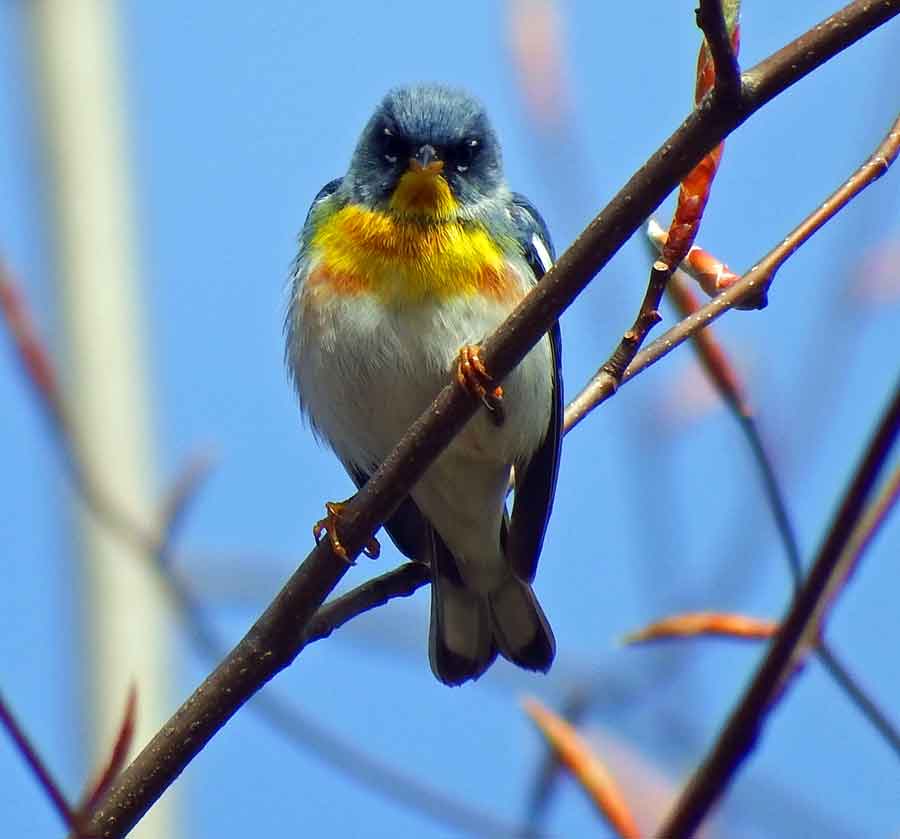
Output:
[285, 84, 562, 685]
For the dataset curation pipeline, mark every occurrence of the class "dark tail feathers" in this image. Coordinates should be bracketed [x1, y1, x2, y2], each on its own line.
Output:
[429, 541, 555, 685]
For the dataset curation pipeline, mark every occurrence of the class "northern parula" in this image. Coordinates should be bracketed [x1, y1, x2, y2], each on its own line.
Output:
[285, 85, 562, 685]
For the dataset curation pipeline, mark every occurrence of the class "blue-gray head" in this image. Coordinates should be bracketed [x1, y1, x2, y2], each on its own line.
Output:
[343, 85, 505, 216]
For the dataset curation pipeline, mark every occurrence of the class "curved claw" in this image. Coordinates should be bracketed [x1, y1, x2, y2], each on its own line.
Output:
[455, 344, 505, 426]
[313, 500, 380, 564]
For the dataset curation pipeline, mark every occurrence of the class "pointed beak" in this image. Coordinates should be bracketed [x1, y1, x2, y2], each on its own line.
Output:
[409, 144, 444, 174]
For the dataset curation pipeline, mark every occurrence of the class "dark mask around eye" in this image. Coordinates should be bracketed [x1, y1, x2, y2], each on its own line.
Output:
[449, 138, 480, 174]
[380, 125, 407, 166]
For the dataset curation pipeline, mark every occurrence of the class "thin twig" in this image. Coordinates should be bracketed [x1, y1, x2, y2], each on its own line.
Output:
[744, 114, 900, 299]
[75, 686, 138, 827]
[697, 0, 741, 100]
[80, 4, 900, 835]
[253, 689, 535, 838]
[816, 643, 900, 759]
[660, 377, 900, 837]
[566, 106, 900, 434]
[0, 692, 79, 833]
[849, 464, 900, 555]
[633, 306, 900, 748]
[156, 452, 217, 566]
[664, 266, 802, 581]
[736, 415, 803, 586]
[523, 698, 640, 839]
[525, 688, 592, 826]
[665, 272, 751, 415]
[599, 0, 741, 385]
[813, 463, 900, 625]
[600, 262, 667, 383]
[301, 562, 431, 646]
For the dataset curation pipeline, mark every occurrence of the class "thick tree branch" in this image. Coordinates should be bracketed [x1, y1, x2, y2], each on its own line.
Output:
[85, 3, 900, 835]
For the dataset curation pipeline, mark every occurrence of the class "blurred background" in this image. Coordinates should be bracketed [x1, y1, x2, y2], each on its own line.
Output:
[1, 1, 898, 837]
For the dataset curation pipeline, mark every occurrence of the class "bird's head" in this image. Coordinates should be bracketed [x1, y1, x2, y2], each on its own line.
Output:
[344, 85, 504, 220]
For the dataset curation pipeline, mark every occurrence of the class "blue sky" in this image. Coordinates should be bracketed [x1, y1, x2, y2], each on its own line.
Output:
[1, 2, 899, 837]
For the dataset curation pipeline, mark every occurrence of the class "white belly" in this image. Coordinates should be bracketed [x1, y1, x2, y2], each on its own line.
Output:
[291, 278, 553, 476]
[288, 269, 554, 582]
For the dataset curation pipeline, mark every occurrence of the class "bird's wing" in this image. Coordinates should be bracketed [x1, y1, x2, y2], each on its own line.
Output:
[288, 177, 343, 294]
[509, 192, 556, 279]
[293, 177, 343, 261]
[506, 193, 564, 583]
[306, 177, 343, 223]
[285, 178, 344, 392]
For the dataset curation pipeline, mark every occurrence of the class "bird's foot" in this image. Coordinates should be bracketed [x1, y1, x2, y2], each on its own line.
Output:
[455, 344, 505, 426]
[313, 500, 380, 564]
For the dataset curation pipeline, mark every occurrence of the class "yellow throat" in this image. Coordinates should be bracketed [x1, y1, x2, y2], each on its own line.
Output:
[310, 167, 517, 304]
[388, 160, 457, 219]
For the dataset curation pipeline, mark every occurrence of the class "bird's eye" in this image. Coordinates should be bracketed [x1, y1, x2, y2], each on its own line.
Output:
[381, 126, 404, 165]
[454, 138, 480, 173]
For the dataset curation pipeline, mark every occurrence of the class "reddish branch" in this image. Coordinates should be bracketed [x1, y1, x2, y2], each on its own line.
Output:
[602, 1, 740, 383]
[665, 0, 739, 267]
[0, 278, 61, 417]
[0, 692, 79, 833]
[665, 274, 751, 417]
[75, 687, 138, 830]
[647, 220, 744, 299]
[1, 688, 137, 839]
[523, 698, 640, 839]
